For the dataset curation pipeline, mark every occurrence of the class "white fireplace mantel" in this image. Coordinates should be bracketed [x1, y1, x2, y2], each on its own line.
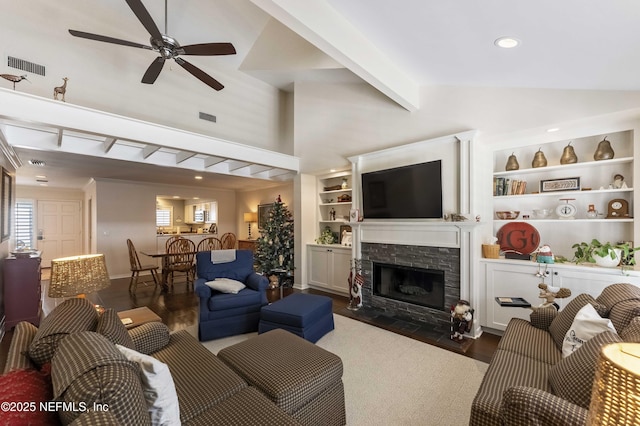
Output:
[353, 220, 481, 249]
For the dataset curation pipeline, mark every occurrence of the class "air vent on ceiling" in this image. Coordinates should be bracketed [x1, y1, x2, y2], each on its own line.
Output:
[199, 112, 217, 123]
[28, 159, 46, 166]
[7, 56, 46, 76]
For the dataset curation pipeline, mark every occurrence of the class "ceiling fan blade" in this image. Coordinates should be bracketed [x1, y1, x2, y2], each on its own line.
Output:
[69, 29, 152, 50]
[125, 0, 163, 41]
[174, 57, 224, 91]
[142, 57, 165, 84]
[180, 43, 236, 56]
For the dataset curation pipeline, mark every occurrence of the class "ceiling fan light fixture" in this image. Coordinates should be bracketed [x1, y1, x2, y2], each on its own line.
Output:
[494, 37, 520, 49]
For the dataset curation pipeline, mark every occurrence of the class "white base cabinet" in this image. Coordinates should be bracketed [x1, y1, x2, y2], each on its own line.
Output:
[307, 244, 351, 295]
[481, 259, 640, 331]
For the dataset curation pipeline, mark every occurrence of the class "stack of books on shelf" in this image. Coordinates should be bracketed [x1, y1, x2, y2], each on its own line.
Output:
[493, 177, 527, 196]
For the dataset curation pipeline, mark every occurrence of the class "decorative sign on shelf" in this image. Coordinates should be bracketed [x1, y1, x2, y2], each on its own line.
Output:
[540, 177, 581, 193]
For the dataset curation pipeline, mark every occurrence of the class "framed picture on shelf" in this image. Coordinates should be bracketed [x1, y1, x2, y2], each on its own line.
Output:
[540, 177, 581, 193]
[257, 203, 274, 230]
[1, 168, 12, 242]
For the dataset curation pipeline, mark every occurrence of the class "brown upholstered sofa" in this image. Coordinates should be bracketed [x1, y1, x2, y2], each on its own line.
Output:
[3, 298, 346, 425]
[470, 283, 640, 426]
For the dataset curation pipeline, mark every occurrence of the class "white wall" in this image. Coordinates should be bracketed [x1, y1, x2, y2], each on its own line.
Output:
[292, 82, 640, 173]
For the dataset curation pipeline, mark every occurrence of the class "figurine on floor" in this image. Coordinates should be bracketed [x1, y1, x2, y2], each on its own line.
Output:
[451, 300, 474, 341]
[534, 283, 571, 310]
[347, 259, 363, 311]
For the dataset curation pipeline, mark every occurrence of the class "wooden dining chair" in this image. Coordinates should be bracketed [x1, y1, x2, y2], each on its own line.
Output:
[220, 232, 237, 249]
[197, 236, 222, 251]
[166, 238, 196, 291]
[165, 235, 183, 251]
[127, 239, 160, 293]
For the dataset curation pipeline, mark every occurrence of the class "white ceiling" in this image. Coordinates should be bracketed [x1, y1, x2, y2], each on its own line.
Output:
[5, 0, 640, 190]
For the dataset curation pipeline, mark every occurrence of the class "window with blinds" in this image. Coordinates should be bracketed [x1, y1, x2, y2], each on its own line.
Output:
[15, 200, 34, 248]
[156, 208, 172, 227]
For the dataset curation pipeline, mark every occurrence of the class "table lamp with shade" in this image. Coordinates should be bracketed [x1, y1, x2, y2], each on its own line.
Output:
[48, 254, 111, 311]
[587, 342, 640, 425]
[244, 212, 258, 239]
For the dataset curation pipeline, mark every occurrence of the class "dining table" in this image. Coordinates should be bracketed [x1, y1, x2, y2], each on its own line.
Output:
[140, 249, 198, 292]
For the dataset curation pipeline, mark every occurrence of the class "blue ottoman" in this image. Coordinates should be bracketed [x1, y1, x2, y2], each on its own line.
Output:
[259, 293, 334, 343]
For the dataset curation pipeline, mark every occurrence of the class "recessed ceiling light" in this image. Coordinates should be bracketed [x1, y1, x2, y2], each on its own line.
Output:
[194, 175, 203, 180]
[172, 196, 180, 199]
[35, 175, 47, 179]
[330, 169, 336, 173]
[494, 37, 520, 49]
[547, 128, 560, 133]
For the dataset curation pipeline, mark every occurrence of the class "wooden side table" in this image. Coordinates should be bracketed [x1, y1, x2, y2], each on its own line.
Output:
[117, 307, 162, 329]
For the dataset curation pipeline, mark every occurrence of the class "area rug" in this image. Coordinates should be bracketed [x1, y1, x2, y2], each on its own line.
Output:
[201, 314, 488, 425]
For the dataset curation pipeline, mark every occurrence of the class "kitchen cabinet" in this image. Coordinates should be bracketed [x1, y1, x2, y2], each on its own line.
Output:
[185, 202, 218, 224]
[4, 252, 42, 329]
[480, 259, 640, 331]
[307, 244, 351, 295]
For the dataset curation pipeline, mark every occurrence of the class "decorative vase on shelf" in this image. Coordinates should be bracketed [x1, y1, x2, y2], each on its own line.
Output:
[341, 178, 348, 189]
[593, 249, 622, 268]
[560, 142, 578, 164]
[532, 148, 547, 168]
[505, 153, 519, 171]
[594, 136, 614, 161]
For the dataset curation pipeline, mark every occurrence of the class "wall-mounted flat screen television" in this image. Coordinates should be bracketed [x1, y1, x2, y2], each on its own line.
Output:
[361, 160, 442, 219]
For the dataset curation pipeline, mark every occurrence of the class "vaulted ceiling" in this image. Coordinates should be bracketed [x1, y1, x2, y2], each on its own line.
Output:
[3, 0, 640, 190]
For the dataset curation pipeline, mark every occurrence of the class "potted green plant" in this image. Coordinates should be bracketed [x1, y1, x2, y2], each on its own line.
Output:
[572, 239, 640, 268]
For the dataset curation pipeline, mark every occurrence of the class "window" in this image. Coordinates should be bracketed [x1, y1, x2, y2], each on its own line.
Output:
[156, 208, 172, 227]
[15, 200, 34, 248]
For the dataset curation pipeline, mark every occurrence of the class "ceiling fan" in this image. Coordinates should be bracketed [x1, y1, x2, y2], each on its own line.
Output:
[68, 0, 236, 91]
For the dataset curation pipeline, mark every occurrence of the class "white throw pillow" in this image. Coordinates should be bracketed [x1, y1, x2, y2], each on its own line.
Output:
[116, 345, 180, 426]
[205, 278, 246, 294]
[562, 303, 617, 358]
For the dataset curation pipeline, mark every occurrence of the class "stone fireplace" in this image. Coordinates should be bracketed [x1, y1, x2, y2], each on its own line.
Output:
[361, 242, 461, 329]
[373, 262, 444, 310]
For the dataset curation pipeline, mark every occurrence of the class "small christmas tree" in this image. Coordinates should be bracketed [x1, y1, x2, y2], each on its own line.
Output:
[255, 195, 294, 273]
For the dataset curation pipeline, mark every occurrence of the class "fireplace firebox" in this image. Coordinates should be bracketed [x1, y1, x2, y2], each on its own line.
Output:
[372, 262, 445, 311]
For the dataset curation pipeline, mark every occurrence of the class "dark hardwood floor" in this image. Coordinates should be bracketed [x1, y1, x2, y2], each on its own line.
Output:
[1, 272, 500, 371]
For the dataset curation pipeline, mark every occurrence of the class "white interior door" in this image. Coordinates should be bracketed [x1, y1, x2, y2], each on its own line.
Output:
[37, 200, 82, 267]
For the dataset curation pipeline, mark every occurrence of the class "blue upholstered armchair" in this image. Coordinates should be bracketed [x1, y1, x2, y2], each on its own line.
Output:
[194, 250, 269, 341]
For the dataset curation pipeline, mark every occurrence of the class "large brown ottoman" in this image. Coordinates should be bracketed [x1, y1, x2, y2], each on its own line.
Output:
[218, 328, 346, 426]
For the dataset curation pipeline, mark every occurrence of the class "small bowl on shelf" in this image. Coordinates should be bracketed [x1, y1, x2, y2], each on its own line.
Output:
[533, 209, 551, 219]
[495, 211, 520, 220]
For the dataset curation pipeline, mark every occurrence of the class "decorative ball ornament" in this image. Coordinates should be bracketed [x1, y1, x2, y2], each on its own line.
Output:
[556, 198, 577, 219]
